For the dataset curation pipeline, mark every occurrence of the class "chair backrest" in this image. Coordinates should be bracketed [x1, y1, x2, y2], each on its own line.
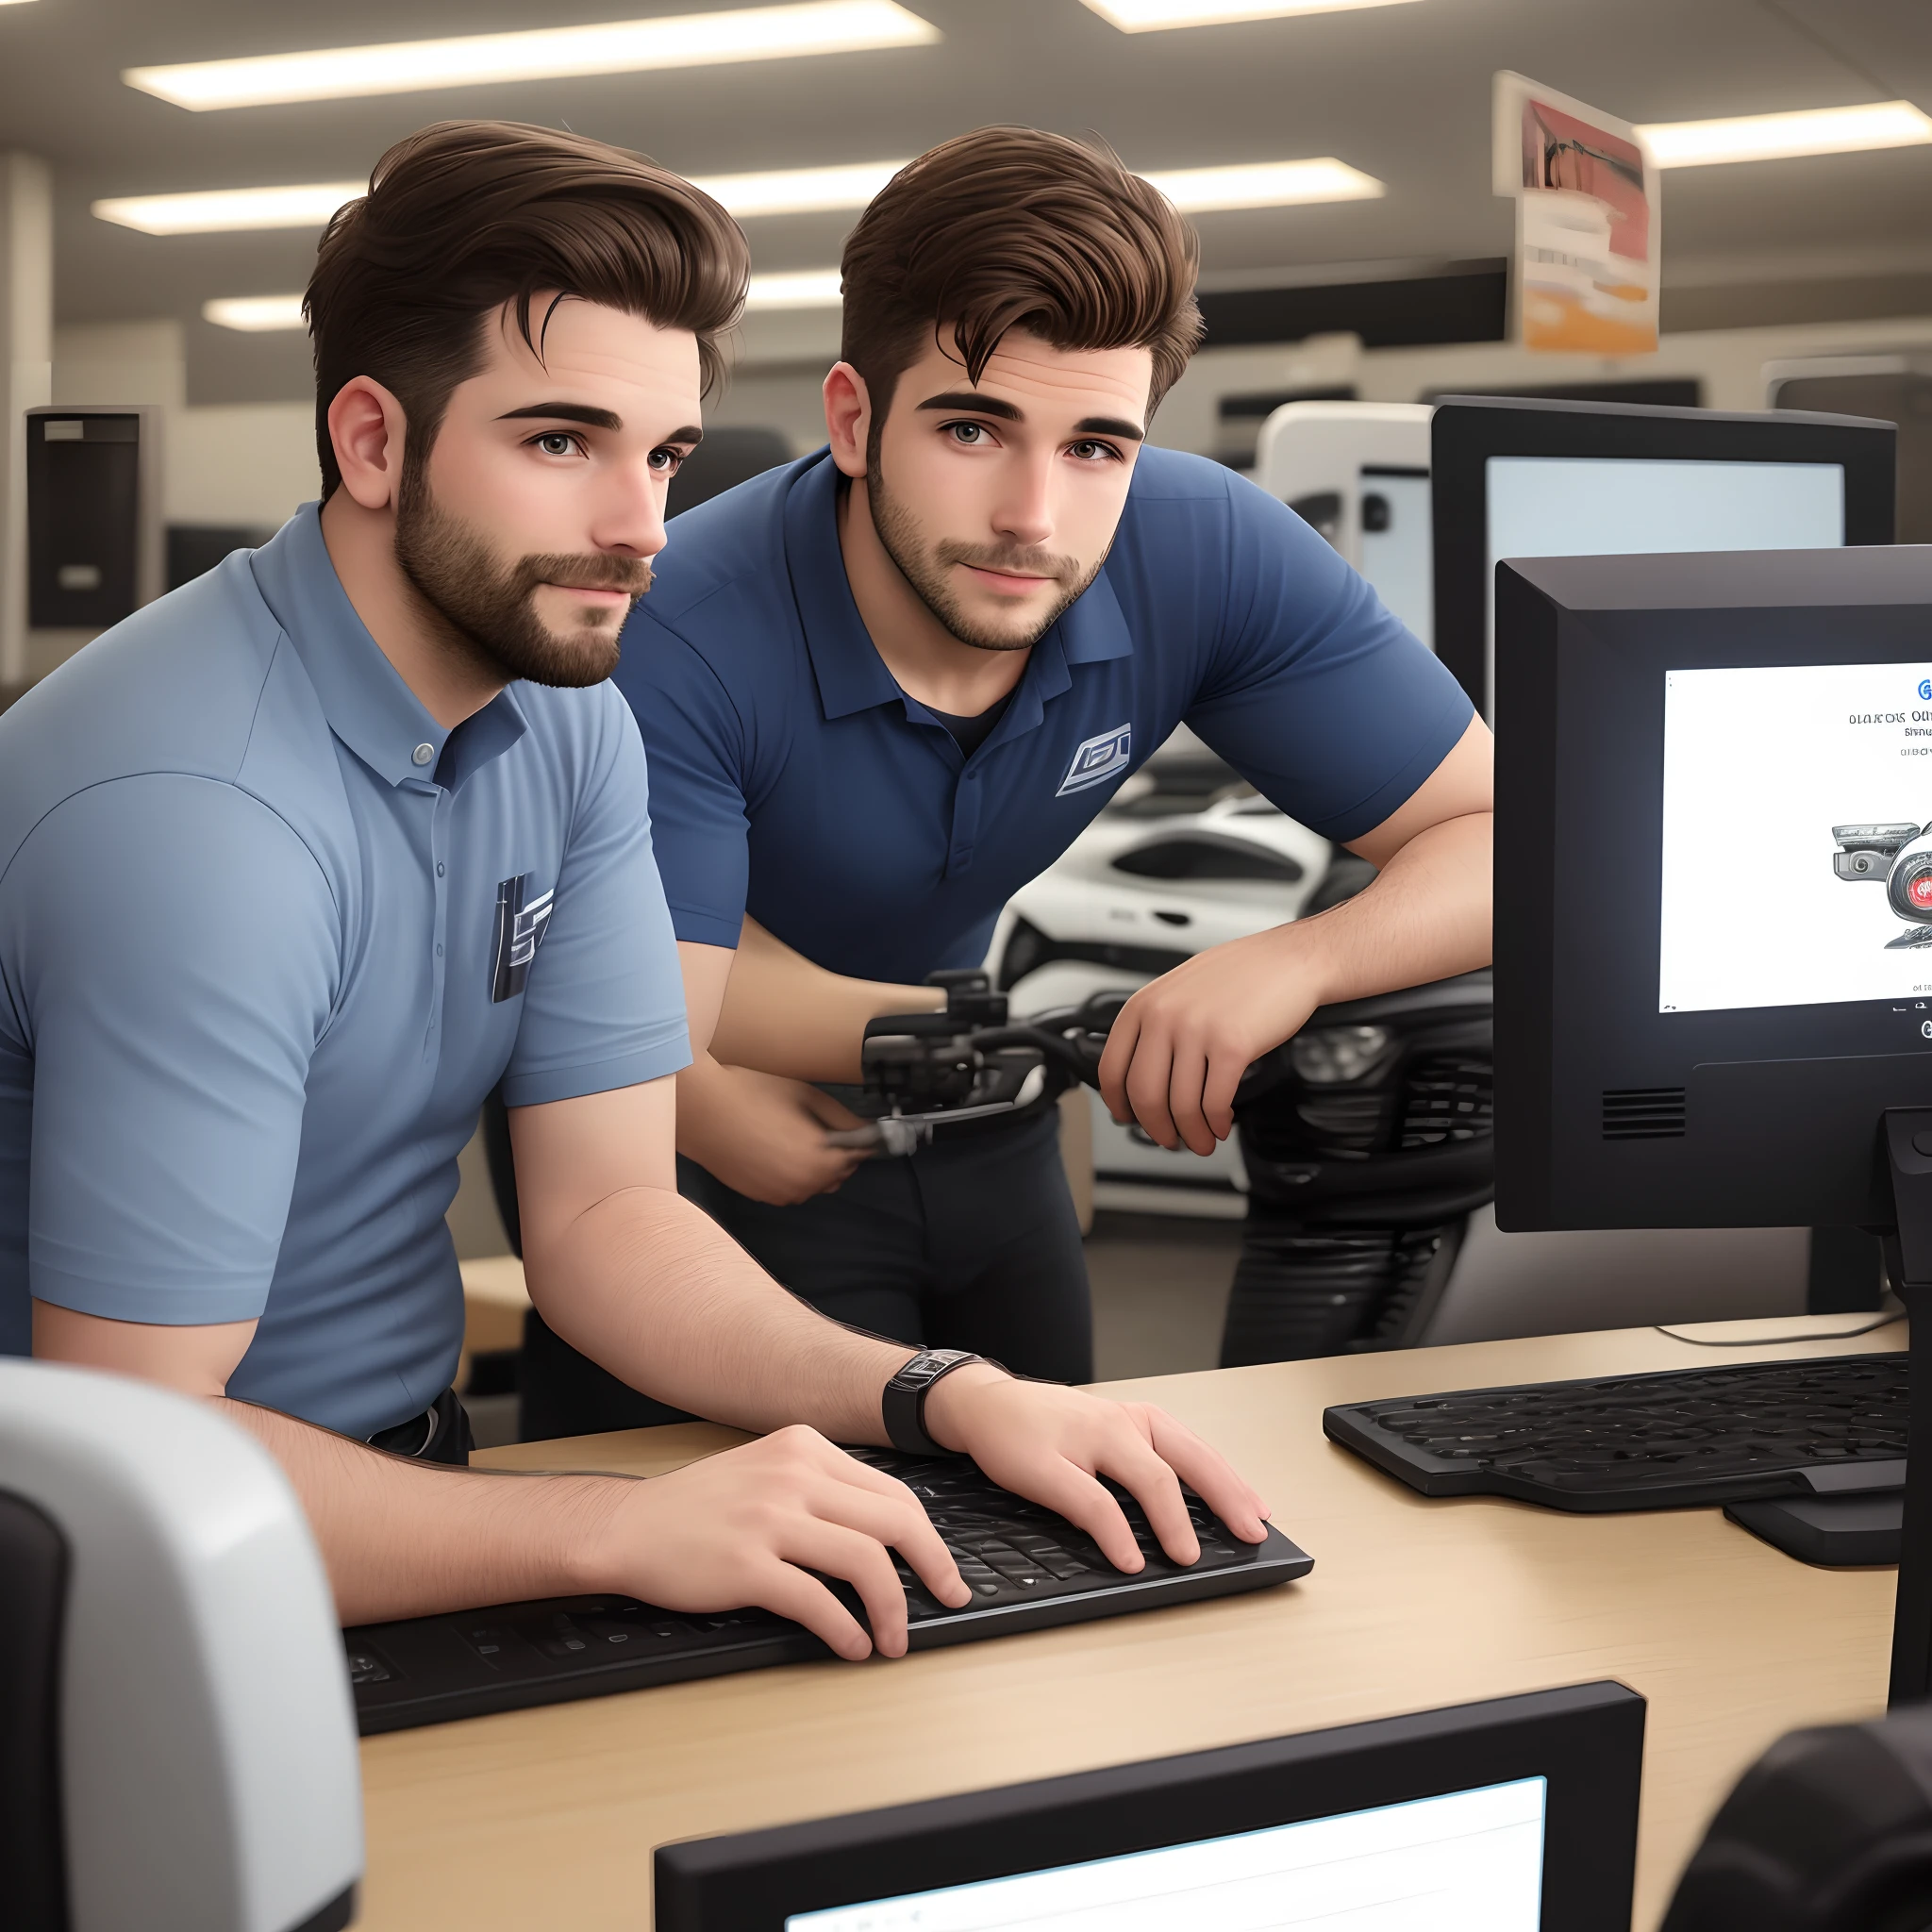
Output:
[0, 1360, 362, 1932]
[665, 426, 794, 515]
[1662, 1703, 1932, 1931]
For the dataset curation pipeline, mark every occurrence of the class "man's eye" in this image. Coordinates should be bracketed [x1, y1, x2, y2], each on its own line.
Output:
[536, 433, 580, 458]
[947, 422, 989, 445]
[1069, 441, 1119, 462]
[648, 448, 687, 474]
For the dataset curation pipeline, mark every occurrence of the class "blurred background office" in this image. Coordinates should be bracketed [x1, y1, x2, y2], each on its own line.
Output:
[6, 0, 1930, 1434]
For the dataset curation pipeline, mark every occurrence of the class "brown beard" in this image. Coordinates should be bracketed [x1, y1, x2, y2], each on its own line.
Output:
[391, 457, 652, 690]
[865, 449, 1101, 654]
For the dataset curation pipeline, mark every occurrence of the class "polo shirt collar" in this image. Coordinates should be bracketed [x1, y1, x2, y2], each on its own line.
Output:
[784, 455, 901, 722]
[248, 503, 527, 791]
[781, 450, 1134, 725]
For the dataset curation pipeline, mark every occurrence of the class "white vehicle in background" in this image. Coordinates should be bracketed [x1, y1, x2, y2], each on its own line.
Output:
[984, 726, 1353, 1217]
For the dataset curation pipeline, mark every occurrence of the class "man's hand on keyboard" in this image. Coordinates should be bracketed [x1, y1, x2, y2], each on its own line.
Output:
[586, 1424, 972, 1660]
[921, 1368, 1271, 1573]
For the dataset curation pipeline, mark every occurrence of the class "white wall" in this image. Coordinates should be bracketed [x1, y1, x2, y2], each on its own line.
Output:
[45, 301, 1932, 606]
[167, 403, 319, 526]
[52, 318, 319, 528]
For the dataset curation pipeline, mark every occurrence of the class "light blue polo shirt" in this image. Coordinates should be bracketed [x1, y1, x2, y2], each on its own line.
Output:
[0, 506, 691, 1437]
[616, 446, 1472, 984]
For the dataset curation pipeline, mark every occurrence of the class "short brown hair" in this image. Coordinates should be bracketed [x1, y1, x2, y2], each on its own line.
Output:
[306, 121, 748, 498]
[839, 127, 1203, 424]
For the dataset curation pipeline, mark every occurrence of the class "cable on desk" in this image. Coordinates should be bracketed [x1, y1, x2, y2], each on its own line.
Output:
[1654, 1301, 1906, 1347]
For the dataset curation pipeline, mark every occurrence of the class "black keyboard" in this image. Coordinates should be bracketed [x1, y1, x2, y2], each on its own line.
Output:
[346, 1448, 1312, 1734]
[1324, 1353, 1907, 1511]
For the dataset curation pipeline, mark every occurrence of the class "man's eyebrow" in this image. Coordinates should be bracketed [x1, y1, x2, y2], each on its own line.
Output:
[916, 390, 1023, 422]
[1075, 415, 1146, 443]
[496, 402, 624, 430]
[661, 425, 704, 447]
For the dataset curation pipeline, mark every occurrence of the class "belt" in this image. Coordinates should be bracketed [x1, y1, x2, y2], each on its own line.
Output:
[367, 1386, 474, 1466]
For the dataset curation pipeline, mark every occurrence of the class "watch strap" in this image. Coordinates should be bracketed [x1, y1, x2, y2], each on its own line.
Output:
[882, 1349, 987, 1457]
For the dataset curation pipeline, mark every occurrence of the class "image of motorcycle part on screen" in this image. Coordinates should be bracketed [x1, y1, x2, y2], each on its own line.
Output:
[1660, 661, 1932, 1014]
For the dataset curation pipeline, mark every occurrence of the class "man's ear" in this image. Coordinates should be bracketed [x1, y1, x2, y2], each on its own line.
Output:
[326, 375, 410, 512]
[823, 361, 872, 481]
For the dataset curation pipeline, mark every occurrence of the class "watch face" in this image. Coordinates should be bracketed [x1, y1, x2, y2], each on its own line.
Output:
[901, 1351, 960, 1387]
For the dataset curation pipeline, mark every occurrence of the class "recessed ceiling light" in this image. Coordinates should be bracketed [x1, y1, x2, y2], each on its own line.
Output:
[1083, 0, 1419, 25]
[1636, 100, 1932, 168]
[124, 2, 937, 111]
[1146, 158, 1385, 210]
[206, 270, 848, 330]
[692, 159, 907, 217]
[98, 159, 911, 237]
[95, 183, 364, 235]
[744, 269, 844, 308]
[111, 150, 1376, 242]
[203, 295, 308, 331]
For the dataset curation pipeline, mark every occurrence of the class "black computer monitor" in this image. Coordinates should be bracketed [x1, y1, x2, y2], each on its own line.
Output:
[656, 1683, 1643, 1931]
[1492, 543, 1932, 1707]
[1431, 396, 1897, 714]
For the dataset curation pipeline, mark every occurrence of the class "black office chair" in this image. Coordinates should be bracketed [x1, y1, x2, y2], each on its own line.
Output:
[664, 426, 793, 515]
[1221, 972, 1495, 1363]
[480, 1088, 699, 1440]
[1662, 1702, 1932, 1931]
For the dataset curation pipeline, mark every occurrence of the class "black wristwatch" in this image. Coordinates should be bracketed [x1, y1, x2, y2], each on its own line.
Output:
[881, 1349, 995, 1457]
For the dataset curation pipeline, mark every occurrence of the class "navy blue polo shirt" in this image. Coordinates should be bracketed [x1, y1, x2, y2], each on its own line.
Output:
[0, 506, 690, 1437]
[617, 445, 1471, 984]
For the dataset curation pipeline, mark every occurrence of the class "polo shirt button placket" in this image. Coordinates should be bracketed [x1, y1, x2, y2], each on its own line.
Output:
[426, 784, 451, 1061]
[947, 766, 982, 876]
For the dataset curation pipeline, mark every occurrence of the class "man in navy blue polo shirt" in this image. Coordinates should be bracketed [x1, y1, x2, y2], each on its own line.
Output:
[3, 123, 1272, 1657]
[576, 127, 1491, 1420]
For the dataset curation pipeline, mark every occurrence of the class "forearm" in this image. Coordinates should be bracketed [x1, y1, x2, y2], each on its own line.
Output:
[710, 917, 940, 1082]
[525, 1183, 910, 1441]
[211, 1396, 622, 1624]
[1294, 808, 1491, 1003]
[674, 1046, 747, 1162]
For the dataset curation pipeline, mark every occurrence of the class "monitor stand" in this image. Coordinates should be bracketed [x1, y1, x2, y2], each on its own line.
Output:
[1724, 1491, 1904, 1568]
[1714, 1111, 1932, 1700]
[1885, 1108, 1932, 1708]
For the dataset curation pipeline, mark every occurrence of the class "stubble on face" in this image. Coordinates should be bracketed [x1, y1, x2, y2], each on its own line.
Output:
[864, 444, 1101, 655]
[391, 452, 652, 690]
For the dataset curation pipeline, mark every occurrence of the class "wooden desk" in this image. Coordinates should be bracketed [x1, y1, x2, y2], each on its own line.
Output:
[358, 1316, 1906, 1930]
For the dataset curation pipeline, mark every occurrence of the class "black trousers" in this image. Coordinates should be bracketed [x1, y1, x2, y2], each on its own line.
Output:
[518, 1108, 1093, 1441]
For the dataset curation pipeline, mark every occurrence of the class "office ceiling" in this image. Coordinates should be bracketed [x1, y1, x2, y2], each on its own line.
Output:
[4, 0, 1930, 403]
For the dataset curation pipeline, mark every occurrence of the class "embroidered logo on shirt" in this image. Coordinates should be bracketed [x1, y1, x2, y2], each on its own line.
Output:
[1055, 723, 1132, 797]
[490, 874, 555, 1003]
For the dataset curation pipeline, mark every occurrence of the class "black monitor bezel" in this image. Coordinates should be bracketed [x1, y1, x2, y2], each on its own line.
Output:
[1431, 395, 1897, 711]
[1495, 546, 1932, 1232]
[653, 1682, 1644, 1931]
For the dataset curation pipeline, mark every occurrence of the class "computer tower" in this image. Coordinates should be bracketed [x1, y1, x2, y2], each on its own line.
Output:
[25, 405, 163, 631]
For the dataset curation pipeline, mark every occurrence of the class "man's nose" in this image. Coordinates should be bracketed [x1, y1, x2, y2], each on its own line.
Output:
[991, 456, 1056, 549]
[595, 459, 672, 560]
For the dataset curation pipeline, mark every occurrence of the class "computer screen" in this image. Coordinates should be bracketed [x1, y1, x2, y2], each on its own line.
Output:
[654, 1684, 1644, 1932]
[1487, 456, 1844, 707]
[1493, 544, 1932, 1234]
[785, 1776, 1545, 1931]
[1659, 661, 1932, 1016]
[1432, 397, 1896, 714]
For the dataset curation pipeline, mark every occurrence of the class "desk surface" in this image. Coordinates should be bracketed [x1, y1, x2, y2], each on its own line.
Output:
[358, 1315, 1906, 1931]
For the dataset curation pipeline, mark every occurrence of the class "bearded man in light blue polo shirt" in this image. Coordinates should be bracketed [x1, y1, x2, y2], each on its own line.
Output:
[0, 122, 1271, 1656]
